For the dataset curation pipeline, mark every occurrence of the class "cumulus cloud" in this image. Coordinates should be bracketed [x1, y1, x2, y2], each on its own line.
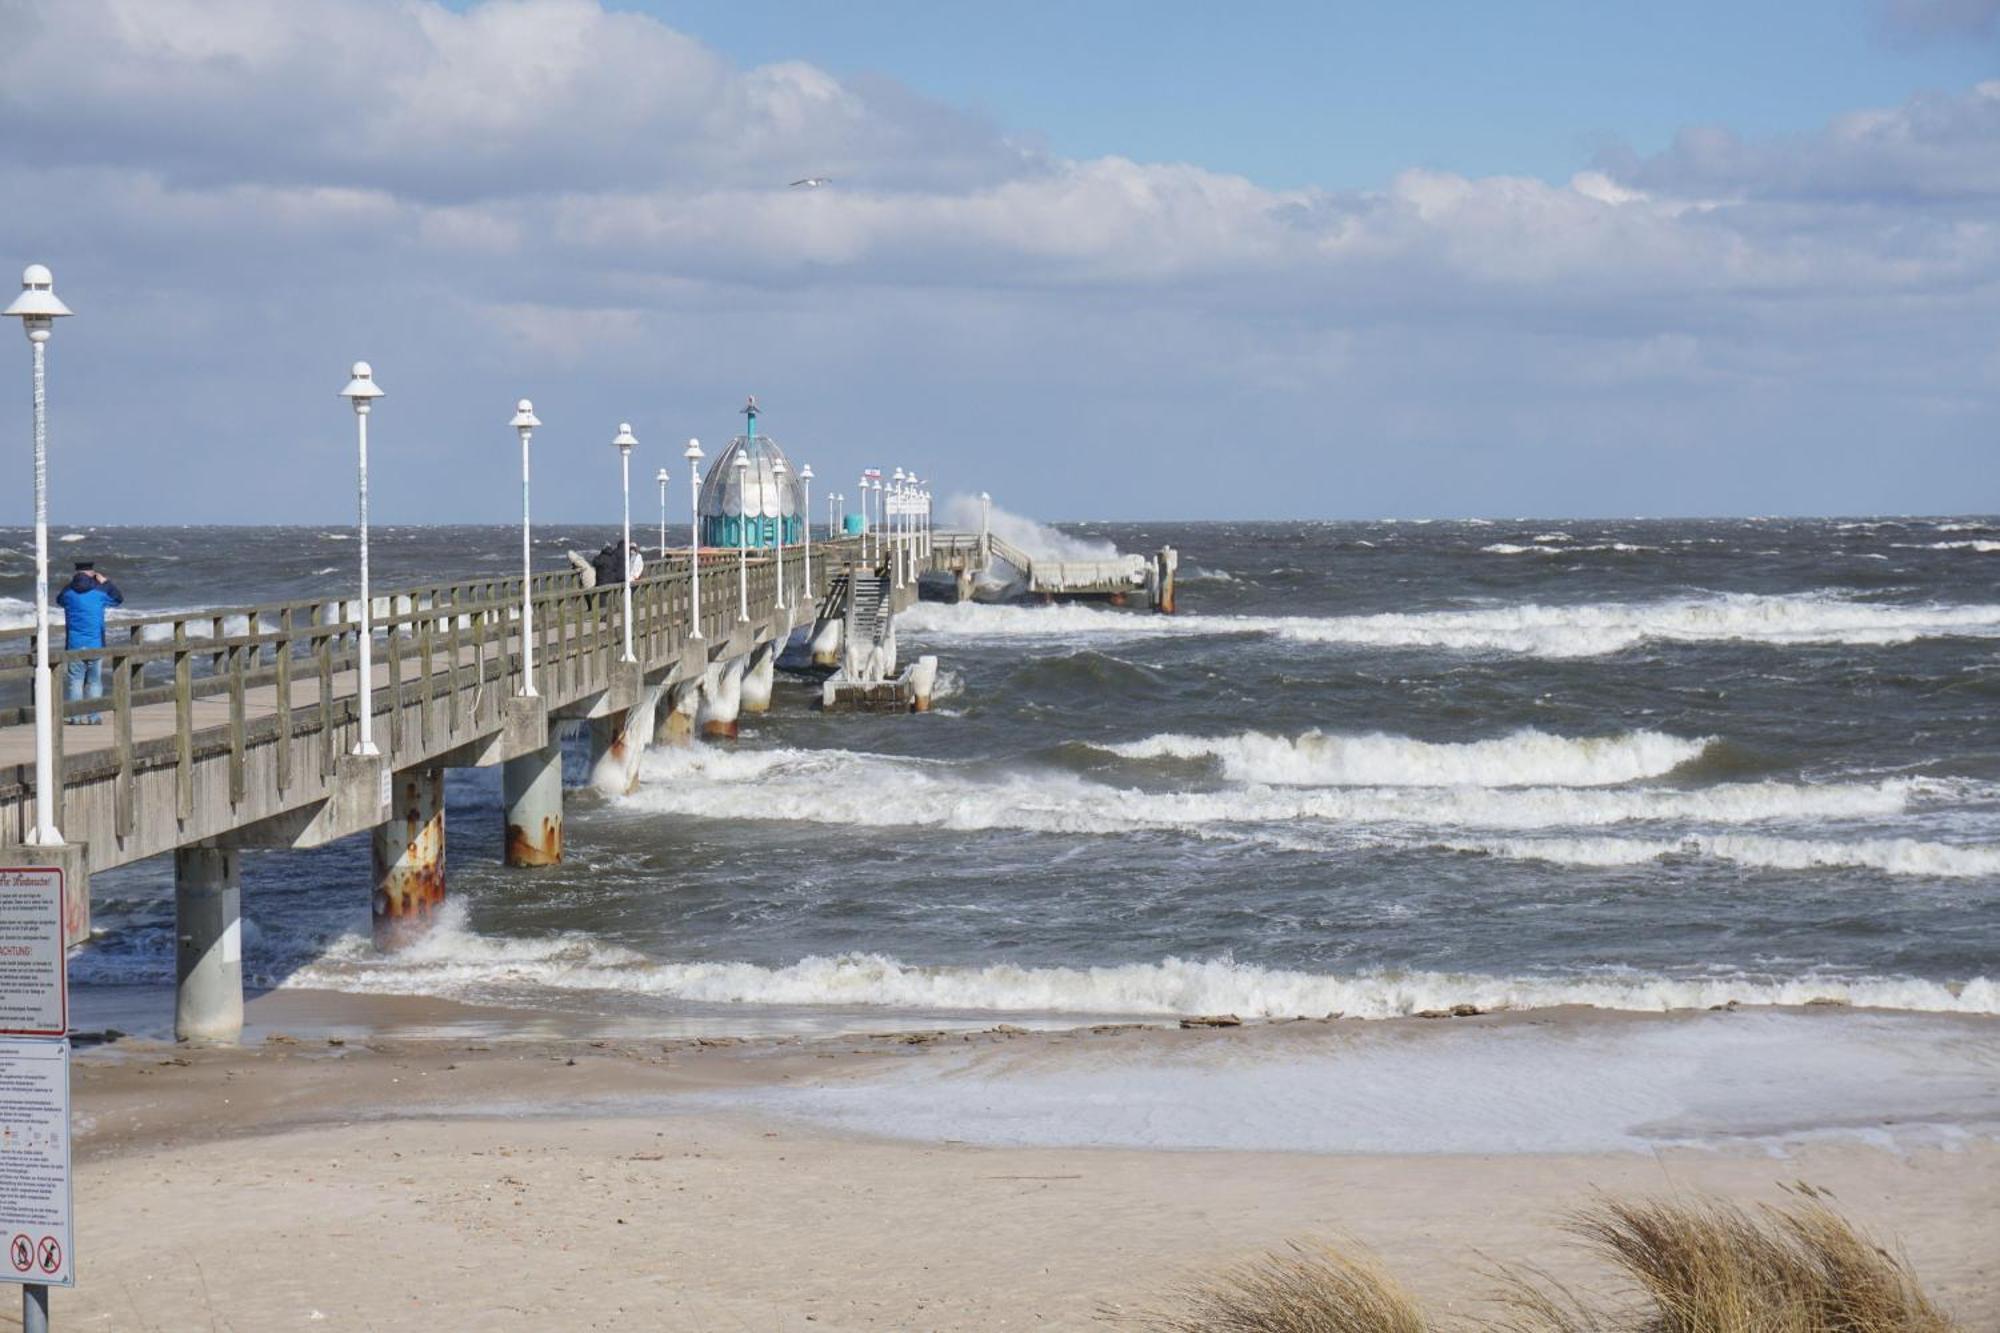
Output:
[0, 0, 1993, 522]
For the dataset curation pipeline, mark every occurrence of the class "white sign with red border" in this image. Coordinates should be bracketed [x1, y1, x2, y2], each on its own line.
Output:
[0, 870, 65, 1039]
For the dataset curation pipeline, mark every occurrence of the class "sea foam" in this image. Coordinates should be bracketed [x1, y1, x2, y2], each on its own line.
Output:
[628, 745, 1937, 844]
[283, 931, 2000, 1020]
[900, 592, 2000, 658]
[1102, 727, 1709, 787]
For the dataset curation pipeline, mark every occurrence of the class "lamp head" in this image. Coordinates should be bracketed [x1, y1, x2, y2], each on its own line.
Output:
[684, 436, 704, 462]
[4, 264, 72, 341]
[339, 361, 383, 412]
[612, 422, 637, 452]
[511, 398, 540, 430]
[892, 466, 905, 483]
[733, 450, 749, 472]
[656, 467, 671, 484]
[772, 456, 787, 475]
[800, 464, 813, 481]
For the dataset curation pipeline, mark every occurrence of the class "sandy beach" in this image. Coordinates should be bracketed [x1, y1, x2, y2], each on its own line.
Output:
[42, 995, 2000, 1331]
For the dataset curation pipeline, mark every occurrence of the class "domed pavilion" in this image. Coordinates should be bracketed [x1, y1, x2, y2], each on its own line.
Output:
[698, 396, 803, 549]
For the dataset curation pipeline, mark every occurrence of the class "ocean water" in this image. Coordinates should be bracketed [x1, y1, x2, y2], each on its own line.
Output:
[10, 517, 2000, 1032]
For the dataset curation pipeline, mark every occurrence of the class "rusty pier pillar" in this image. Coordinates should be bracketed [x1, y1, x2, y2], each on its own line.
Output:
[372, 767, 446, 950]
[174, 844, 243, 1043]
[501, 740, 563, 867]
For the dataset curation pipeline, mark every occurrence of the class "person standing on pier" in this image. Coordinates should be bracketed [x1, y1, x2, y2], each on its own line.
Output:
[57, 559, 122, 724]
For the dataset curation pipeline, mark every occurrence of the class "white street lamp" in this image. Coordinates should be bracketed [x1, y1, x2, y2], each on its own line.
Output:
[857, 473, 869, 563]
[733, 449, 750, 622]
[800, 464, 814, 606]
[872, 477, 884, 569]
[685, 437, 705, 640]
[338, 361, 383, 757]
[980, 490, 992, 563]
[656, 466, 670, 559]
[511, 398, 540, 697]
[612, 422, 638, 663]
[772, 454, 788, 611]
[5, 264, 72, 845]
[892, 469, 907, 589]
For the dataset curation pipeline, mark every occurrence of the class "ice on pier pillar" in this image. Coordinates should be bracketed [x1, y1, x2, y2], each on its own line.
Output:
[699, 657, 745, 739]
[589, 689, 658, 797]
[174, 845, 243, 1044]
[654, 679, 699, 746]
[810, 616, 843, 668]
[741, 642, 776, 714]
[1154, 546, 1179, 615]
[371, 767, 445, 951]
[909, 655, 940, 713]
[501, 740, 563, 867]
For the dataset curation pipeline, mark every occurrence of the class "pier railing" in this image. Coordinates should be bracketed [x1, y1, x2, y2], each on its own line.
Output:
[0, 539, 874, 848]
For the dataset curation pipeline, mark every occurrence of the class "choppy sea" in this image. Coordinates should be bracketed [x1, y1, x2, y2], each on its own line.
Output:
[8, 514, 2000, 1034]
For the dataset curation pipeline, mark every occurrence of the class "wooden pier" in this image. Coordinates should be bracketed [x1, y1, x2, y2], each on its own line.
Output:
[0, 524, 1170, 1040]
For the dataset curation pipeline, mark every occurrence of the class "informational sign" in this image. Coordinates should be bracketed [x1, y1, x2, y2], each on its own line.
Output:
[0, 871, 66, 1039]
[0, 1040, 72, 1288]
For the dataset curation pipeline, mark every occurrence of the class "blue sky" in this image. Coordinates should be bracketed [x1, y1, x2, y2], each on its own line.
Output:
[636, 1, 1994, 188]
[2, 0, 1997, 523]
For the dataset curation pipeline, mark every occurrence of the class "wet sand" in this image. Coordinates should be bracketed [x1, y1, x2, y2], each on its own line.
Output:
[47, 996, 2000, 1331]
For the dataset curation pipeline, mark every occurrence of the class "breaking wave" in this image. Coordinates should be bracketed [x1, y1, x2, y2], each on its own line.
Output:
[627, 745, 1950, 847]
[1101, 727, 1710, 788]
[282, 928, 2000, 1019]
[1454, 833, 2000, 878]
[900, 592, 2000, 657]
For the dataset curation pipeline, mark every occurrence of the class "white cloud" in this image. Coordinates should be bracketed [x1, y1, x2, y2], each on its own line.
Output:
[0, 0, 1993, 521]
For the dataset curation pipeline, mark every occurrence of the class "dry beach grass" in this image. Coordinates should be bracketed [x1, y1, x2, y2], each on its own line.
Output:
[1135, 1189, 1960, 1333]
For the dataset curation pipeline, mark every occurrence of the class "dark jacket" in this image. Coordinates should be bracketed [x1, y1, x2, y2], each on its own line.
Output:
[57, 573, 122, 649]
[589, 542, 642, 589]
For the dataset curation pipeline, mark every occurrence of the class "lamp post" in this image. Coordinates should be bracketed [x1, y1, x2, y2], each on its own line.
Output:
[5, 264, 72, 845]
[734, 449, 750, 621]
[772, 454, 788, 611]
[893, 469, 909, 588]
[980, 490, 992, 564]
[685, 437, 705, 639]
[800, 463, 814, 604]
[338, 362, 383, 756]
[612, 422, 637, 663]
[656, 466, 671, 559]
[511, 399, 540, 697]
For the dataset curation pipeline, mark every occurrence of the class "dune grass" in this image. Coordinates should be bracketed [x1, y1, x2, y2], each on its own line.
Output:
[1129, 1240, 1435, 1333]
[1129, 1187, 1958, 1333]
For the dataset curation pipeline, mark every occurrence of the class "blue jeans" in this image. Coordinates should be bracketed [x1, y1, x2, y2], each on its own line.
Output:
[64, 655, 103, 723]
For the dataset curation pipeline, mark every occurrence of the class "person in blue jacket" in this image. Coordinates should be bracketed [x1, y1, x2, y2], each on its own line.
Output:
[57, 561, 122, 724]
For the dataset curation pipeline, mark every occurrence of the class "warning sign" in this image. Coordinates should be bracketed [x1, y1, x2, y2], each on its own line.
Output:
[0, 870, 66, 1039]
[0, 1040, 72, 1287]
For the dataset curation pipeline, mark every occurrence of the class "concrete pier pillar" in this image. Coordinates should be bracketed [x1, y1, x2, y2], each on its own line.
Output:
[654, 680, 699, 746]
[372, 767, 445, 951]
[699, 657, 745, 738]
[909, 654, 940, 713]
[1154, 545, 1178, 615]
[501, 741, 563, 867]
[174, 845, 243, 1044]
[741, 642, 777, 714]
[810, 616, 844, 668]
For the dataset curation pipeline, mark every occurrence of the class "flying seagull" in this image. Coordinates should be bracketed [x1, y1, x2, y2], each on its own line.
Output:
[789, 177, 832, 188]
